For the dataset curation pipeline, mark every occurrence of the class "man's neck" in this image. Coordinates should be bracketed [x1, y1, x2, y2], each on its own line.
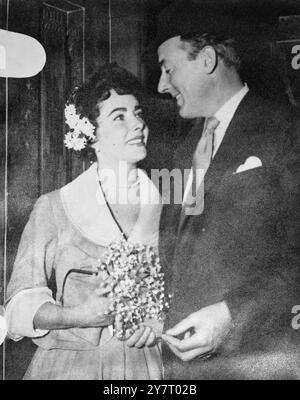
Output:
[207, 72, 244, 117]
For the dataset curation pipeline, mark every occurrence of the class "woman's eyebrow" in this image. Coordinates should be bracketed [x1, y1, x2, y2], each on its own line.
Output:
[107, 107, 127, 116]
[107, 105, 141, 117]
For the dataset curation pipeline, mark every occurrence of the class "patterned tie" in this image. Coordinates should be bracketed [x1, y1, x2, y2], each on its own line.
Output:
[184, 117, 220, 215]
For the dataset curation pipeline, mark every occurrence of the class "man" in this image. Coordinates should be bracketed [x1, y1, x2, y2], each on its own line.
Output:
[156, 4, 300, 379]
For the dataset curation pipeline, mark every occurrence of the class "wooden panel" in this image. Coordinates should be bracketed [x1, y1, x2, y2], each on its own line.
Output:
[1, 0, 111, 379]
[40, 0, 85, 193]
[0, 71, 6, 383]
[0, 0, 8, 382]
[110, 0, 144, 79]
[1, 0, 42, 380]
[0, 56, 6, 305]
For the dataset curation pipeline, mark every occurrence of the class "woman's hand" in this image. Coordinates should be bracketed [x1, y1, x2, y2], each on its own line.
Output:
[74, 283, 115, 328]
[0, 306, 7, 346]
[33, 282, 115, 331]
[125, 325, 157, 348]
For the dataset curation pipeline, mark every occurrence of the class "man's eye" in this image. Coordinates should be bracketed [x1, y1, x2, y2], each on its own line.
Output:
[114, 114, 125, 121]
[165, 68, 172, 75]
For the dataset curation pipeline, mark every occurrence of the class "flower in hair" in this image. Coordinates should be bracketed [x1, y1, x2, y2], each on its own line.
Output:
[64, 103, 96, 151]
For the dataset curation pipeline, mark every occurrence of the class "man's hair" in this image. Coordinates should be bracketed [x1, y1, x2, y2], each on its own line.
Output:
[71, 63, 143, 126]
[180, 32, 241, 70]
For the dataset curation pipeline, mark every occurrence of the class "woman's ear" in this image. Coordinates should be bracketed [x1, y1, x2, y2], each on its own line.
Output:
[91, 138, 101, 153]
[202, 46, 218, 74]
[92, 121, 101, 152]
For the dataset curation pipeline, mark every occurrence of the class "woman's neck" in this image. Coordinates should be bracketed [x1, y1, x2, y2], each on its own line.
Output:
[96, 155, 138, 185]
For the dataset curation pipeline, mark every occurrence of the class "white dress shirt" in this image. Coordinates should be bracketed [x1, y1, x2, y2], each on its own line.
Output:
[183, 85, 249, 205]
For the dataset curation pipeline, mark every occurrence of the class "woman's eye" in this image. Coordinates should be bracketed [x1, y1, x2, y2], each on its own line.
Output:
[136, 111, 144, 119]
[114, 114, 125, 121]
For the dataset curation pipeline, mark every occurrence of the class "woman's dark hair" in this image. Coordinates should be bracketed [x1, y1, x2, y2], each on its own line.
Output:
[70, 63, 144, 126]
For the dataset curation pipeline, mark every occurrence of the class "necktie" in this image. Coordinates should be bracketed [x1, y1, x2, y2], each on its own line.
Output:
[193, 116, 220, 176]
[184, 117, 220, 214]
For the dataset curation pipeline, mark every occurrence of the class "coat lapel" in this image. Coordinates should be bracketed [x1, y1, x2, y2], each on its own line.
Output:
[204, 91, 259, 193]
[177, 92, 257, 234]
[172, 119, 205, 233]
[61, 163, 162, 247]
[128, 169, 162, 247]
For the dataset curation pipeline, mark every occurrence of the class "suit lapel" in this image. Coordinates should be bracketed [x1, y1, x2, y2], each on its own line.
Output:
[173, 119, 205, 233]
[177, 91, 258, 234]
[204, 92, 259, 193]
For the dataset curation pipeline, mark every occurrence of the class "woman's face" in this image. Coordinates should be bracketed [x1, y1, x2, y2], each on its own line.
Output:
[94, 89, 148, 165]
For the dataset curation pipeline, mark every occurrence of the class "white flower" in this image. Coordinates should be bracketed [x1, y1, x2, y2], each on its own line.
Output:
[76, 118, 96, 139]
[66, 103, 76, 115]
[72, 137, 87, 151]
[64, 102, 96, 151]
[64, 132, 87, 151]
[65, 104, 79, 128]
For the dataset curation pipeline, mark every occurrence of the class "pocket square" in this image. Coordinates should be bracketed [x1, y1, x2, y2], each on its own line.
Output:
[235, 156, 262, 174]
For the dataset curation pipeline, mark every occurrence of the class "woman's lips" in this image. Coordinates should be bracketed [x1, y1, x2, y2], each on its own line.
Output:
[126, 136, 145, 146]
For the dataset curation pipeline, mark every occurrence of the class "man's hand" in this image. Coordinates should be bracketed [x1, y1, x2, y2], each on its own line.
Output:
[162, 301, 232, 361]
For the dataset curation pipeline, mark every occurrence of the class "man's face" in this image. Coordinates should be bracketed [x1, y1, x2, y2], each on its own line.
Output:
[157, 36, 211, 118]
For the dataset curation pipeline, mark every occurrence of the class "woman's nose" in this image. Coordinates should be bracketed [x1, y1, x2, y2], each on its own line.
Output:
[132, 116, 144, 131]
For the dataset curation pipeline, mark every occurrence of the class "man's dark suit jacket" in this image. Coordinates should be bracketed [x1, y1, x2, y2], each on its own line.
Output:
[159, 92, 300, 379]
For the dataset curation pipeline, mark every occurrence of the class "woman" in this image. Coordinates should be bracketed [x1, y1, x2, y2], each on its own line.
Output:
[0, 306, 7, 346]
[5, 64, 163, 380]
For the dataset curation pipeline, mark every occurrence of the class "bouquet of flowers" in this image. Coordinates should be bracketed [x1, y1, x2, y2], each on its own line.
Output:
[98, 239, 171, 340]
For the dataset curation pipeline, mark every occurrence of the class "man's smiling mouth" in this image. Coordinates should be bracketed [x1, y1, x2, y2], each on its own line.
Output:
[175, 93, 183, 105]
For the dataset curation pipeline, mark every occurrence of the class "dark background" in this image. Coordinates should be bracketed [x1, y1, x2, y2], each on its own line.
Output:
[1, 0, 300, 380]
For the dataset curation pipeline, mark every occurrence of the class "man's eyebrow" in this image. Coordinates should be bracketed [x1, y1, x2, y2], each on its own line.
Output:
[107, 107, 127, 117]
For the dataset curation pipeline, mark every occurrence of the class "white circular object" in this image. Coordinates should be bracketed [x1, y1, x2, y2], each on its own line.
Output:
[0, 28, 46, 78]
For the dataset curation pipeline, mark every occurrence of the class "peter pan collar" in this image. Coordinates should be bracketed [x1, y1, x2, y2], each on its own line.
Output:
[60, 163, 162, 247]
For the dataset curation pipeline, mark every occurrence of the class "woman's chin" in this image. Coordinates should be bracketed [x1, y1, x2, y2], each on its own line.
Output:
[126, 147, 147, 163]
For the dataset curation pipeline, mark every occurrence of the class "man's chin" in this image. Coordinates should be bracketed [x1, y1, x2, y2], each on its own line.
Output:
[178, 107, 197, 119]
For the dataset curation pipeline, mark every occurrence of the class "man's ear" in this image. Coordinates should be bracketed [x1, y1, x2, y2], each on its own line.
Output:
[202, 46, 218, 74]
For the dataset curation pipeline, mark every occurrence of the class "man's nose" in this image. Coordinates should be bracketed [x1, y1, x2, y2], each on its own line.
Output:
[157, 72, 170, 94]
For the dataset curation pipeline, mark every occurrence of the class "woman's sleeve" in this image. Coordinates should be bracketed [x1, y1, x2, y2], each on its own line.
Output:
[5, 195, 58, 340]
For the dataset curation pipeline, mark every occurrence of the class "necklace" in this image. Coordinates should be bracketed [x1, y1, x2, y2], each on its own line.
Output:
[98, 179, 128, 241]
[119, 176, 140, 189]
